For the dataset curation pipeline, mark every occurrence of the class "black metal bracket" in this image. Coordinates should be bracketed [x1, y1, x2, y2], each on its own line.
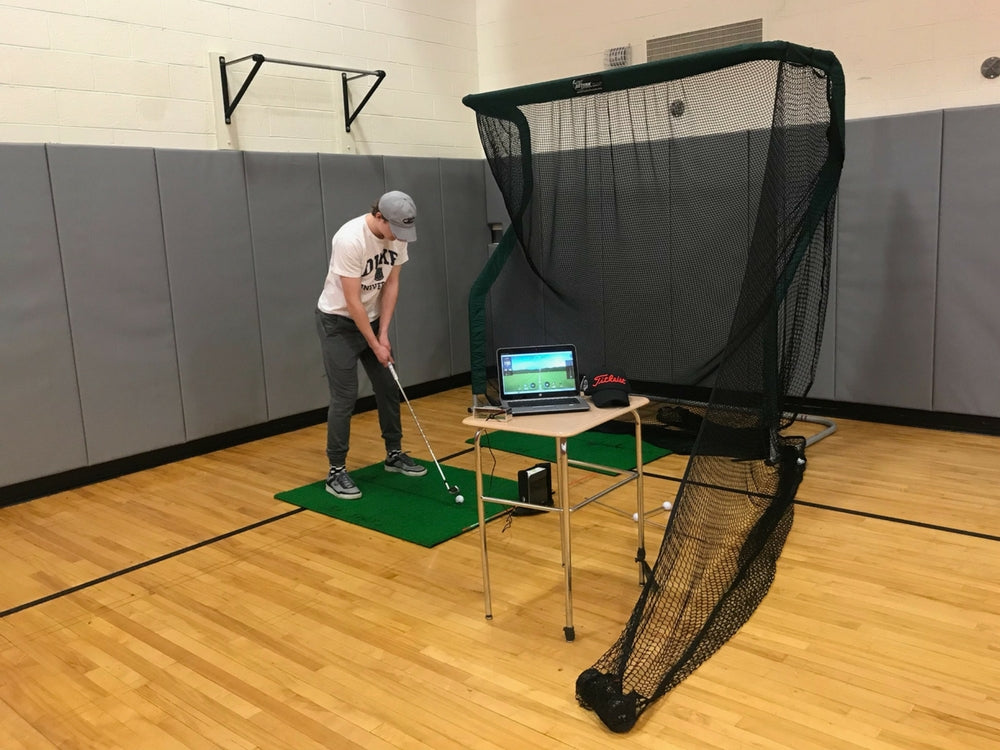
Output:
[219, 54, 386, 133]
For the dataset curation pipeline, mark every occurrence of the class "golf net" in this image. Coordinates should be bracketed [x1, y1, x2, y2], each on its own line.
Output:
[463, 41, 844, 732]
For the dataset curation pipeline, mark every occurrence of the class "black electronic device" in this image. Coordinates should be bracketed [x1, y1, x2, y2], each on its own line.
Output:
[514, 462, 553, 516]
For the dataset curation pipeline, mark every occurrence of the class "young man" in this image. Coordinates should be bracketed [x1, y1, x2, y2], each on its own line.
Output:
[315, 190, 427, 499]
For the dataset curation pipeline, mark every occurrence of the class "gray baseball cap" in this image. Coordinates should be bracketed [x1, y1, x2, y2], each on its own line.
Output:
[378, 190, 417, 242]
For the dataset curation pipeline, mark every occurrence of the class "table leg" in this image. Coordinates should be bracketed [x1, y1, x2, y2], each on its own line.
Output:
[558, 436, 574, 641]
[475, 429, 492, 621]
[634, 409, 646, 585]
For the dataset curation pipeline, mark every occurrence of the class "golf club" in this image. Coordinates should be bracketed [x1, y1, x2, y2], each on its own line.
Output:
[387, 362, 463, 502]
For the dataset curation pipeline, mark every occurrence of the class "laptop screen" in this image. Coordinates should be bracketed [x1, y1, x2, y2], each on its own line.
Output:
[497, 344, 580, 401]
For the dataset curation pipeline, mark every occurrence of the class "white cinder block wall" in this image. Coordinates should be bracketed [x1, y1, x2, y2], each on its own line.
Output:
[477, 0, 1000, 120]
[0, 0, 481, 156]
[0, 1, 997, 154]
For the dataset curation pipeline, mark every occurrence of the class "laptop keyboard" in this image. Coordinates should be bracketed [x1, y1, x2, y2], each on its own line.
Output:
[523, 397, 581, 407]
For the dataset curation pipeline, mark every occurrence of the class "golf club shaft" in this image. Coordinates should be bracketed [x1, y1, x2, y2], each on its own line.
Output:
[387, 363, 451, 488]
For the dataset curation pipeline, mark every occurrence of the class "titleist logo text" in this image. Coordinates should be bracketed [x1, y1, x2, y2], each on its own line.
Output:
[592, 374, 626, 386]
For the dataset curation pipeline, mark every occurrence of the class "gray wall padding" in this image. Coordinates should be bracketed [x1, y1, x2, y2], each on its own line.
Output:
[810, 226, 838, 400]
[245, 152, 329, 419]
[487, 237, 545, 356]
[383, 156, 451, 387]
[157, 149, 268, 439]
[319, 153, 386, 399]
[834, 112, 942, 410]
[0, 145, 88, 484]
[3, 104, 999, 491]
[484, 160, 509, 228]
[47, 145, 186, 465]
[320, 153, 386, 239]
[659, 130, 749, 385]
[385, 156, 450, 385]
[934, 105, 1000, 418]
[482, 131, 752, 384]
[439, 158, 490, 375]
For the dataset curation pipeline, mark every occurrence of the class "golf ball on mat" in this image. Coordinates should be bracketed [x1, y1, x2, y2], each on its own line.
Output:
[455, 494, 464, 504]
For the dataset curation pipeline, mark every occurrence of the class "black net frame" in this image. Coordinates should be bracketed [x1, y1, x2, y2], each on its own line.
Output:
[463, 41, 844, 732]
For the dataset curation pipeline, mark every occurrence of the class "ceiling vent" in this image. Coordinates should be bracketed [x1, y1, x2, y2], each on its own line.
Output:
[647, 19, 762, 62]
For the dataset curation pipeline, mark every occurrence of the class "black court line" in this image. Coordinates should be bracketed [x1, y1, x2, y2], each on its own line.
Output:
[441, 447, 474, 461]
[10, 447, 990, 619]
[793, 499, 1000, 542]
[2, 449, 479, 619]
[447, 455, 998, 543]
[641, 468, 1000, 543]
[1, 507, 305, 619]
[458, 450, 998, 543]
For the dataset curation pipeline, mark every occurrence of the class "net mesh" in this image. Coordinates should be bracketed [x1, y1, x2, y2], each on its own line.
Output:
[464, 42, 844, 732]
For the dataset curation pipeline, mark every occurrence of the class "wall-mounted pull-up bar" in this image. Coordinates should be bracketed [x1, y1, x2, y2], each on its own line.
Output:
[219, 54, 386, 133]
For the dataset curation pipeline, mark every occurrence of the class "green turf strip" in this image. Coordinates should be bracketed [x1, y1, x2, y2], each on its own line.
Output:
[466, 429, 671, 472]
[275, 459, 514, 548]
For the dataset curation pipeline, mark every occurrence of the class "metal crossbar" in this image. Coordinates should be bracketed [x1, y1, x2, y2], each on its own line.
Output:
[219, 53, 386, 133]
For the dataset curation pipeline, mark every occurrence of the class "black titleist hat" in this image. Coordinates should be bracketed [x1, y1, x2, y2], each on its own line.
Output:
[583, 372, 630, 408]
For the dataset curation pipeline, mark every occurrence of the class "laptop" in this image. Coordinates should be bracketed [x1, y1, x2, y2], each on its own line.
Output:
[496, 344, 590, 416]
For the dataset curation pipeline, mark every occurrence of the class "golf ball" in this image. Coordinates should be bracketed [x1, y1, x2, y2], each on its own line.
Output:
[455, 494, 464, 504]
[663, 501, 673, 511]
[632, 512, 639, 522]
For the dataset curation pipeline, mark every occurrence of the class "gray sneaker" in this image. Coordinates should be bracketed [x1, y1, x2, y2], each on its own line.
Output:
[326, 467, 362, 499]
[384, 450, 427, 476]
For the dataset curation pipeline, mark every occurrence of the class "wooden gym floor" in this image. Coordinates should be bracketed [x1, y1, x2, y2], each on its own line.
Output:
[1, 386, 997, 749]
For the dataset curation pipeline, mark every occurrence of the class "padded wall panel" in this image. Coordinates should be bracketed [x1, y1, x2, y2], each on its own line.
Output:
[484, 133, 751, 385]
[488, 237, 545, 355]
[834, 113, 941, 410]
[934, 105, 1000, 417]
[480, 160, 514, 370]
[383, 157, 450, 387]
[439, 158, 490, 375]
[0, 145, 87, 486]
[484, 160, 509, 228]
[245, 152, 329, 419]
[810, 228, 837, 401]
[319, 154, 385, 398]
[47, 145, 185, 464]
[658, 131, 750, 386]
[157, 149, 267, 439]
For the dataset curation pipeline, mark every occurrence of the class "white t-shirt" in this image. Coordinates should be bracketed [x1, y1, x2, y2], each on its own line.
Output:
[317, 215, 409, 320]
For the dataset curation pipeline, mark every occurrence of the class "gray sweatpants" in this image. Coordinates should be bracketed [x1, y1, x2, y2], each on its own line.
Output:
[315, 309, 402, 467]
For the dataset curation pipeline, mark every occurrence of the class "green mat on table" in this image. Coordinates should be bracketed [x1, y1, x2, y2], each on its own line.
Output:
[467, 429, 671, 471]
[274, 460, 513, 548]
